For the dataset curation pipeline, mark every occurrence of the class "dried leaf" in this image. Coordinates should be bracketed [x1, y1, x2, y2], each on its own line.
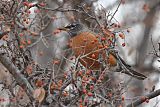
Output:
[25, 64, 32, 75]
[33, 88, 45, 103]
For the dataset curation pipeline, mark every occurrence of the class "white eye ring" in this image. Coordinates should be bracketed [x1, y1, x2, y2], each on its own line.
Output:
[70, 27, 74, 30]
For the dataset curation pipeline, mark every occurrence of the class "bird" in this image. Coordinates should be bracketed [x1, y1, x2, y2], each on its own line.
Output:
[58, 22, 147, 80]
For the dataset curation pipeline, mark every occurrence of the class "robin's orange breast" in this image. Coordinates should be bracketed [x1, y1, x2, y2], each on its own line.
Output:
[69, 32, 117, 70]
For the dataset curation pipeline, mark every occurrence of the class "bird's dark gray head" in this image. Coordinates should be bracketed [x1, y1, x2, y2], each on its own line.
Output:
[60, 22, 84, 37]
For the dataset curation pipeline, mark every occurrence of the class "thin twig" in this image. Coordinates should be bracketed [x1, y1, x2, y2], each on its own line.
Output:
[109, 0, 122, 23]
[127, 88, 160, 107]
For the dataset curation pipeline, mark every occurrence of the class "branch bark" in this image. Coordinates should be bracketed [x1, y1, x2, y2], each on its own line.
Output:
[0, 50, 34, 101]
[0, 31, 9, 39]
[127, 88, 160, 107]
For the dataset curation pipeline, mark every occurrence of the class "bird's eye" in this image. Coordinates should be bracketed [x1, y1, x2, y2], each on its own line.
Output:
[65, 24, 76, 29]
[70, 24, 76, 27]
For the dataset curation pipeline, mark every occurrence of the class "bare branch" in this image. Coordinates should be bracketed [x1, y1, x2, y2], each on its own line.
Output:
[0, 31, 9, 39]
[127, 88, 160, 107]
[0, 50, 34, 101]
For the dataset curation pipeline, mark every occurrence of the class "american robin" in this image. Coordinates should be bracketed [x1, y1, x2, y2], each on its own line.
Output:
[59, 22, 147, 80]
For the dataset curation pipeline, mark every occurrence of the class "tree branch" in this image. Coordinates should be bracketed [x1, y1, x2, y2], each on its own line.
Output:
[127, 88, 160, 107]
[0, 50, 34, 101]
[0, 31, 9, 39]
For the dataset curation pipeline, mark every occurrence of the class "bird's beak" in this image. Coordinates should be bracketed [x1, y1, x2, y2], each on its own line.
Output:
[58, 27, 69, 31]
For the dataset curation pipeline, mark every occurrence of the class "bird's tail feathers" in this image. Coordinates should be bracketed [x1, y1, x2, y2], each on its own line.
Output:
[113, 52, 147, 80]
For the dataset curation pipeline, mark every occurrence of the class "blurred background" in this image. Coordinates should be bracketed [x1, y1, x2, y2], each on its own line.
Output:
[0, 0, 160, 106]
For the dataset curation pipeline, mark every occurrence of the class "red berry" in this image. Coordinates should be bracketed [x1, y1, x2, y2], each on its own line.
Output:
[27, 40, 31, 45]
[101, 37, 106, 41]
[140, 96, 146, 102]
[39, 2, 46, 7]
[78, 71, 83, 76]
[90, 85, 94, 90]
[91, 77, 96, 81]
[113, 23, 118, 27]
[53, 60, 60, 64]
[118, 24, 121, 28]
[121, 96, 125, 101]
[79, 99, 83, 103]
[87, 92, 93, 96]
[82, 89, 87, 94]
[119, 33, 125, 39]
[145, 98, 149, 103]
[19, 45, 24, 49]
[122, 43, 125, 47]
[86, 70, 91, 75]
[19, 33, 23, 37]
[28, 3, 33, 7]
[91, 54, 96, 58]
[27, 10, 31, 14]
[23, 2, 29, 6]
[79, 104, 83, 107]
